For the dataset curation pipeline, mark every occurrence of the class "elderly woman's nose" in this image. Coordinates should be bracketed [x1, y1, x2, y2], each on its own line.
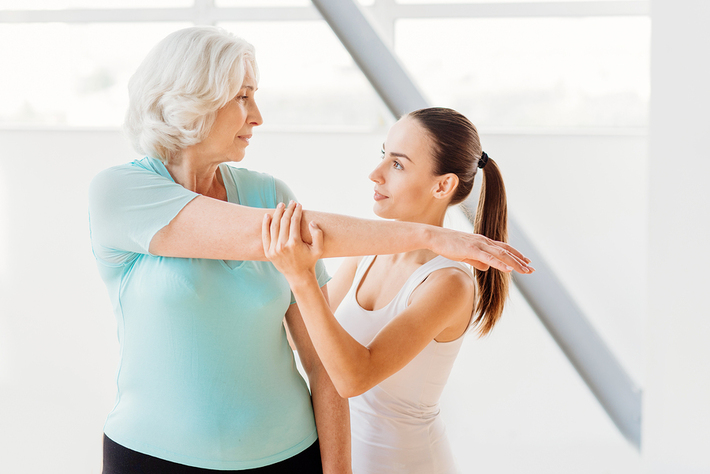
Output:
[250, 102, 263, 126]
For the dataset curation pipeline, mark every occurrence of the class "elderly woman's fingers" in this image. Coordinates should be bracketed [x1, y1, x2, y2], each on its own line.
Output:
[475, 242, 533, 274]
[463, 251, 511, 273]
[490, 247, 528, 272]
[488, 242, 533, 273]
[465, 259, 490, 272]
[493, 239, 531, 265]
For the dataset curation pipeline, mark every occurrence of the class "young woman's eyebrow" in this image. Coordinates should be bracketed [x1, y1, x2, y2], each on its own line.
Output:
[382, 144, 413, 163]
[390, 151, 413, 163]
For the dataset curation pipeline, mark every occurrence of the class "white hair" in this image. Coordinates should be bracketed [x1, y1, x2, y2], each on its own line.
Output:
[124, 26, 259, 162]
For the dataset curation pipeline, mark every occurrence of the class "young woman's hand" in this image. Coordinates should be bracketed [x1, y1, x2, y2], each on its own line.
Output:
[262, 201, 324, 279]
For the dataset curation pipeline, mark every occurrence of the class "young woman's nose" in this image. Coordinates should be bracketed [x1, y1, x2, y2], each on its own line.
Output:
[368, 167, 382, 184]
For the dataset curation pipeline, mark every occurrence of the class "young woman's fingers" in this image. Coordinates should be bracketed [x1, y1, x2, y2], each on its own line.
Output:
[270, 202, 285, 248]
[309, 221, 324, 256]
[278, 201, 297, 247]
[261, 213, 272, 257]
[289, 203, 303, 244]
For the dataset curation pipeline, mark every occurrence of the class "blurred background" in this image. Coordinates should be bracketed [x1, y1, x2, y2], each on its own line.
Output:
[0, 1, 707, 472]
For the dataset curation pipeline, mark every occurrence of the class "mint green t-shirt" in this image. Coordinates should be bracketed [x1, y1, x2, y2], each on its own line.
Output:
[88, 157, 329, 470]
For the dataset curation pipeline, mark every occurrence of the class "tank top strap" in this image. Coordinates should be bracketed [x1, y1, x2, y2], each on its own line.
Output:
[398, 256, 473, 309]
[350, 255, 377, 295]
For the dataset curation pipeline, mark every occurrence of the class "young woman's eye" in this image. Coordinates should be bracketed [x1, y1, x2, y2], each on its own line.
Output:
[393, 160, 403, 170]
[380, 149, 385, 159]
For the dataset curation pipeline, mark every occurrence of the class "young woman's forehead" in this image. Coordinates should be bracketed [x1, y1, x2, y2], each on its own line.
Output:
[386, 118, 431, 157]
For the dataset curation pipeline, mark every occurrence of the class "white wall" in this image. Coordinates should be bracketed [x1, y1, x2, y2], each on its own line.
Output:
[643, 0, 710, 471]
[0, 127, 645, 472]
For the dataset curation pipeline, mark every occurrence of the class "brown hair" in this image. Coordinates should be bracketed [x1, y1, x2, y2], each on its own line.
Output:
[408, 107, 510, 336]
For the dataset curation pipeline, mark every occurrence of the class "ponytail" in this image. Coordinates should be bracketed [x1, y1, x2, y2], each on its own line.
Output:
[472, 157, 510, 336]
[407, 107, 511, 335]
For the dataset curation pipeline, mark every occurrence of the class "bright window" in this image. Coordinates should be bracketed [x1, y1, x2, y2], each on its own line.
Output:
[0, 22, 193, 127]
[219, 21, 390, 129]
[396, 17, 650, 129]
[0, 2, 650, 131]
[0, 0, 192, 9]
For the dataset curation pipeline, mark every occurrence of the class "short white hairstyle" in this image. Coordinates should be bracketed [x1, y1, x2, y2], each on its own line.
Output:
[124, 26, 259, 162]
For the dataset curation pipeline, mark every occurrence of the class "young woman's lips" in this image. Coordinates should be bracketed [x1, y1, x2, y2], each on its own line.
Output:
[373, 190, 388, 201]
[239, 135, 251, 144]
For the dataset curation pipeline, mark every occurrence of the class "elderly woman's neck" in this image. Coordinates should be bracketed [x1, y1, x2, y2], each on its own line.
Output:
[165, 154, 227, 201]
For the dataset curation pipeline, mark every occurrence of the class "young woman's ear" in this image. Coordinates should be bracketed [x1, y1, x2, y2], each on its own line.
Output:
[432, 173, 459, 201]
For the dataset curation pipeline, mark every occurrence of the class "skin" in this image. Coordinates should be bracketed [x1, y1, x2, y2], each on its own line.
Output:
[261, 117, 521, 399]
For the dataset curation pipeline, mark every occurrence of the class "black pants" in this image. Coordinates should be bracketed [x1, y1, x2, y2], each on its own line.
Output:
[102, 435, 323, 474]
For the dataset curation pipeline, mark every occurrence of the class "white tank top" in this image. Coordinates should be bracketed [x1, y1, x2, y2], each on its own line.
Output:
[335, 255, 474, 474]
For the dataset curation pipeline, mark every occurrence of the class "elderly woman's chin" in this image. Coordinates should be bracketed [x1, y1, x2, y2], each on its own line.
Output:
[225, 143, 248, 163]
[228, 149, 246, 163]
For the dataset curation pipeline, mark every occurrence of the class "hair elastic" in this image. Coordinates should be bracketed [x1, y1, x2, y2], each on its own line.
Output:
[478, 151, 489, 169]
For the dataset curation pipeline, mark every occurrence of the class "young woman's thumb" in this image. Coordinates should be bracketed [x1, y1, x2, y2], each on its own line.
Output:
[309, 221, 323, 251]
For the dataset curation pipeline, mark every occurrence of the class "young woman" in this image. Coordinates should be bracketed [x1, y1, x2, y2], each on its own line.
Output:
[263, 107, 524, 473]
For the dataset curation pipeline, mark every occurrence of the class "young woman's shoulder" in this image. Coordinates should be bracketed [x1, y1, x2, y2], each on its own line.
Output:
[411, 262, 475, 308]
[431, 265, 474, 291]
[408, 264, 475, 341]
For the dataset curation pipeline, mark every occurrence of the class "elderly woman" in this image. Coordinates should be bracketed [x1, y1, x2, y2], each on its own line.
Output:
[88, 26, 531, 473]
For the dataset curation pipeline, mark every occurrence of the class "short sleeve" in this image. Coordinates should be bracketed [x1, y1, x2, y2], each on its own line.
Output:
[273, 177, 297, 206]
[273, 178, 331, 301]
[88, 163, 199, 265]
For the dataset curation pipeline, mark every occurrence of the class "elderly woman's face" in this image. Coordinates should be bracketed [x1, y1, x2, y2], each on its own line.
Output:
[198, 61, 262, 163]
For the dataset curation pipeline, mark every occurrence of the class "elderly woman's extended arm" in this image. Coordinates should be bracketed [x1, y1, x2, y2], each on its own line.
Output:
[148, 195, 532, 273]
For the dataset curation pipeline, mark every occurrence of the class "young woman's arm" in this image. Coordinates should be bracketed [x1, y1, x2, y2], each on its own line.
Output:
[322, 257, 360, 312]
[150, 196, 531, 273]
[285, 288, 352, 474]
[263, 203, 477, 398]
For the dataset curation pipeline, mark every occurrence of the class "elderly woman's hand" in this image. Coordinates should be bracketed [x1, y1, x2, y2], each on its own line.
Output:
[262, 201, 324, 280]
[428, 227, 533, 273]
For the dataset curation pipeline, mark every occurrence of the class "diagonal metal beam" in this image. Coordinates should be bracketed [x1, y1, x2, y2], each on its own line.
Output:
[311, 0, 641, 448]
[503, 218, 642, 446]
[313, 1, 427, 118]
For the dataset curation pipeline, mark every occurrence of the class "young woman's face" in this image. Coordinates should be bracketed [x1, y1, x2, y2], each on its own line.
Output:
[368, 116, 444, 222]
[198, 61, 262, 163]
